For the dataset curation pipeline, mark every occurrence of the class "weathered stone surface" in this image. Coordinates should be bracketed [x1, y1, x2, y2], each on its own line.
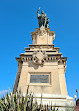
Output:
[14, 28, 67, 96]
[31, 27, 55, 45]
[13, 27, 74, 110]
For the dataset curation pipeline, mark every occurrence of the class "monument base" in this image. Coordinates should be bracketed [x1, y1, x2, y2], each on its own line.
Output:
[32, 93, 75, 111]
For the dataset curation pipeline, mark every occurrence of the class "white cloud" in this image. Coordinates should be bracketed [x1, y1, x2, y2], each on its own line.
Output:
[0, 90, 8, 96]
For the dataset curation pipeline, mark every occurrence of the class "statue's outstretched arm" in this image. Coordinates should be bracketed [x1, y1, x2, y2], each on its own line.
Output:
[37, 8, 40, 15]
[37, 9, 41, 18]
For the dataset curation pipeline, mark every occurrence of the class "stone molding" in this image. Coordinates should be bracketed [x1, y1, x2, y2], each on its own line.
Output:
[31, 28, 55, 36]
[16, 54, 67, 71]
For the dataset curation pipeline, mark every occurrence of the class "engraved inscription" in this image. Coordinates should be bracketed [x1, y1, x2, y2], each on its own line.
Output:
[30, 75, 49, 83]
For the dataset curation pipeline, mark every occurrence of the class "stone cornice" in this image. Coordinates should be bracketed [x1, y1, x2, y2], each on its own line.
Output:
[19, 53, 67, 64]
[20, 53, 62, 56]
[15, 57, 22, 64]
[24, 45, 59, 53]
[31, 28, 55, 37]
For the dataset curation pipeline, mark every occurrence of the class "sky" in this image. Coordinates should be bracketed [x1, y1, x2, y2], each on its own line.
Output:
[0, 0, 79, 99]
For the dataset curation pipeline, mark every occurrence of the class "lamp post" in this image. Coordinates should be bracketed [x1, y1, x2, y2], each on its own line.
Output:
[74, 95, 77, 101]
[76, 89, 78, 99]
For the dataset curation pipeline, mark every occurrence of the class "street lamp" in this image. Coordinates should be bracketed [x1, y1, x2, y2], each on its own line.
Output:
[74, 95, 77, 101]
[76, 89, 78, 99]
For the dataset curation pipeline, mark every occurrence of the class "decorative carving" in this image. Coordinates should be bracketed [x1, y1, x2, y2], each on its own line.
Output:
[33, 51, 47, 65]
[21, 57, 26, 62]
[39, 26, 46, 36]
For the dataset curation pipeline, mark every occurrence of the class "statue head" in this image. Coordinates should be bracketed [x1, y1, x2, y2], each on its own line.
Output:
[41, 10, 44, 14]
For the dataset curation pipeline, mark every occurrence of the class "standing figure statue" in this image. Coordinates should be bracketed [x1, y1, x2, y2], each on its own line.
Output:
[37, 8, 49, 28]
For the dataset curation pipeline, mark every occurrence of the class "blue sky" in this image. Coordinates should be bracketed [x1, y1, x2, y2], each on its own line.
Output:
[0, 0, 79, 99]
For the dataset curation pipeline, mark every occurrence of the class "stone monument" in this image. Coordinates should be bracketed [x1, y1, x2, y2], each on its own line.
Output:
[13, 9, 74, 110]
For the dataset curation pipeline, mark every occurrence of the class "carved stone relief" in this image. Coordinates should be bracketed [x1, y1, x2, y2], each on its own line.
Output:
[32, 51, 47, 65]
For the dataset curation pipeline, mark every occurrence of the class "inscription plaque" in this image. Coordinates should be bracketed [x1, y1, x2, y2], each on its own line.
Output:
[30, 75, 49, 83]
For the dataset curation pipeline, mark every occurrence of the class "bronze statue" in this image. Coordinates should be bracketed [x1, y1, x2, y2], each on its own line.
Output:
[37, 8, 49, 28]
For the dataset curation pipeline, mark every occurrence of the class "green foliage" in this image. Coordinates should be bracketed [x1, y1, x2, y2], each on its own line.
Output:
[0, 86, 75, 111]
[0, 86, 39, 111]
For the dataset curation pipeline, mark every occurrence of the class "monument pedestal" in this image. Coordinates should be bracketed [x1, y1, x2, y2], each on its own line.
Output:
[13, 27, 75, 111]
[33, 94, 75, 111]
